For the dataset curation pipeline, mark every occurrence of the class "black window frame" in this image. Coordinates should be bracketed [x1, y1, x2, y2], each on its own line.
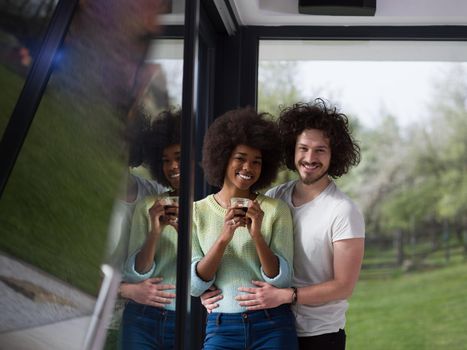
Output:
[0, 0, 79, 196]
[239, 25, 467, 108]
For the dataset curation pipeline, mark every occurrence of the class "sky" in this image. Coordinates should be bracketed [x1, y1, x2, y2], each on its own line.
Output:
[295, 61, 466, 129]
[159, 58, 467, 131]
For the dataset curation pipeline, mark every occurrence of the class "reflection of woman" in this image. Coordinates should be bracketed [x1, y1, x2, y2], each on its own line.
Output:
[104, 105, 168, 350]
[191, 108, 298, 349]
[120, 109, 181, 350]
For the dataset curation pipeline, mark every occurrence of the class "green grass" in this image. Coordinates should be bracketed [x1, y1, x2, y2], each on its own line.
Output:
[347, 262, 467, 349]
[0, 64, 126, 295]
[0, 64, 25, 135]
[362, 243, 465, 269]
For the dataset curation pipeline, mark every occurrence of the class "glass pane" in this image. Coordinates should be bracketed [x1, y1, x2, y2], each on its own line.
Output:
[259, 40, 467, 349]
[0, 0, 60, 136]
[103, 38, 184, 350]
[0, 2, 181, 349]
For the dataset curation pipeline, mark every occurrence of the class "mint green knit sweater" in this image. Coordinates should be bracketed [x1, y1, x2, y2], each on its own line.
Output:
[123, 193, 178, 311]
[191, 194, 294, 313]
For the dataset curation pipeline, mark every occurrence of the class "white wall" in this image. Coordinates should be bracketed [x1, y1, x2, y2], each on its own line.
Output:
[232, 0, 467, 26]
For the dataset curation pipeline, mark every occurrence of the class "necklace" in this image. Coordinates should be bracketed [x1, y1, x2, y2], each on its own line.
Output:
[214, 193, 229, 208]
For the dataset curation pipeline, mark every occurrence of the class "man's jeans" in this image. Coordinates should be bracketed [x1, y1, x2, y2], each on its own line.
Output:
[298, 329, 346, 350]
[203, 304, 298, 350]
[120, 301, 175, 350]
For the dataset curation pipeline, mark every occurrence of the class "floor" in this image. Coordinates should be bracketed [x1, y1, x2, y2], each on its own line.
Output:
[0, 253, 96, 350]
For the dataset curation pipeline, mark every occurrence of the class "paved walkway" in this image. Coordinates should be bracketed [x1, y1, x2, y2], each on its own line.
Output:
[0, 316, 92, 350]
[0, 253, 96, 350]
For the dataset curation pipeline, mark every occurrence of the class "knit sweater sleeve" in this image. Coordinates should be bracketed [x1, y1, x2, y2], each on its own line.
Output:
[122, 196, 156, 282]
[252, 197, 293, 288]
[260, 198, 294, 288]
[190, 201, 215, 296]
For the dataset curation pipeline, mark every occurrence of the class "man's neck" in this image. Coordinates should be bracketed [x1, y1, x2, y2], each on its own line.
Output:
[292, 176, 331, 207]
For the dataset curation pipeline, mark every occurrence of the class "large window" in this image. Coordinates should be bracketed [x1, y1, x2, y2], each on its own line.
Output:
[0, 3, 184, 349]
[259, 39, 467, 349]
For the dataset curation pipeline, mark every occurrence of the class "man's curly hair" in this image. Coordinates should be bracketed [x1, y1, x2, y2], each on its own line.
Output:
[279, 99, 360, 178]
[202, 107, 281, 191]
[143, 108, 181, 188]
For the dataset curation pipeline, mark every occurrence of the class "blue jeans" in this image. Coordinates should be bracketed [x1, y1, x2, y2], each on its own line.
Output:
[120, 301, 175, 350]
[204, 305, 298, 350]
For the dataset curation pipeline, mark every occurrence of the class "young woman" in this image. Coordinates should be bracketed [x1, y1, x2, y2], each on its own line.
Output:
[120, 109, 181, 350]
[103, 105, 169, 349]
[191, 107, 298, 350]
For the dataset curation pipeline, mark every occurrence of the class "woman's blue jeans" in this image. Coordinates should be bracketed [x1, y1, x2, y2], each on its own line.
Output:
[203, 304, 298, 350]
[120, 301, 175, 350]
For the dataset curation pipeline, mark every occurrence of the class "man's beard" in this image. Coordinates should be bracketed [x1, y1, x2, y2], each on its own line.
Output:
[300, 168, 329, 185]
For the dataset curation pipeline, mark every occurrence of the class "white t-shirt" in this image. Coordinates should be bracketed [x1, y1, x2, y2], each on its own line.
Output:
[266, 180, 365, 337]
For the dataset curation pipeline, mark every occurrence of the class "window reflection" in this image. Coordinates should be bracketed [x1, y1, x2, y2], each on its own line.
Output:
[102, 40, 184, 350]
[0, 1, 169, 349]
[105, 109, 181, 350]
[0, 0, 59, 135]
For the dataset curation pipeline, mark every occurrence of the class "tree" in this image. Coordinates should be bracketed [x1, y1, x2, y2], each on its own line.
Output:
[257, 61, 304, 187]
[258, 61, 303, 117]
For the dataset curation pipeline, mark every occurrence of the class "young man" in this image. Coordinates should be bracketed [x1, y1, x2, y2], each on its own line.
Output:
[203, 99, 365, 350]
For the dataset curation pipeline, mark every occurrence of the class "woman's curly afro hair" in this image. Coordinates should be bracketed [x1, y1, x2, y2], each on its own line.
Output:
[278, 98, 360, 178]
[202, 107, 281, 191]
[143, 108, 181, 188]
[126, 104, 150, 168]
